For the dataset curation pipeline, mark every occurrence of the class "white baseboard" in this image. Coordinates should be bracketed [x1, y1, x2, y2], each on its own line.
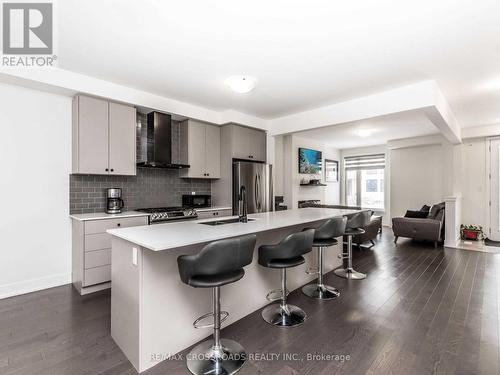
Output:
[0, 273, 71, 300]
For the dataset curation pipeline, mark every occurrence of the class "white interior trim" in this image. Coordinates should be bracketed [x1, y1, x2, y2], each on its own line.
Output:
[0, 69, 268, 130]
[0, 70, 461, 145]
[0, 273, 71, 300]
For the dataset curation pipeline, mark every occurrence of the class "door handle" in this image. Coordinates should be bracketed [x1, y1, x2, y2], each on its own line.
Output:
[254, 174, 259, 210]
[255, 173, 262, 211]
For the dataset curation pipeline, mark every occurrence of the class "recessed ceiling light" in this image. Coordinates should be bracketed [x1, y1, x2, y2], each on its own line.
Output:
[356, 129, 373, 137]
[225, 76, 257, 94]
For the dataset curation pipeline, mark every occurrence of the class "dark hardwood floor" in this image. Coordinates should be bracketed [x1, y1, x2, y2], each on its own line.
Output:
[1, 231, 499, 375]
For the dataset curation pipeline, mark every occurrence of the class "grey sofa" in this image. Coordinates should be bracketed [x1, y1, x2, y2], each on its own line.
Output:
[392, 202, 445, 248]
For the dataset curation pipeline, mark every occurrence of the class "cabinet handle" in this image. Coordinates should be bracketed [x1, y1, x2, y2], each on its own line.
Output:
[207, 173, 210, 176]
[110, 168, 114, 172]
[249, 155, 253, 159]
[117, 223, 121, 227]
[105, 168, 109, 172]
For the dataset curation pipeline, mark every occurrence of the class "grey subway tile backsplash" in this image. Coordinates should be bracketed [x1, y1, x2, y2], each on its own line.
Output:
[70, 111, 211, 214]
[69, 168, 211, 214]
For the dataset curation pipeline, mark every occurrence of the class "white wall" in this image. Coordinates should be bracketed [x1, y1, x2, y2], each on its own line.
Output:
[390, 144, 444, 218]
[324, 146, 341, 205]
[278, 134, 340, 208]
[273, 135, 284, 196]
[460, 138, 488, 228]
[0, 83, 72, 298]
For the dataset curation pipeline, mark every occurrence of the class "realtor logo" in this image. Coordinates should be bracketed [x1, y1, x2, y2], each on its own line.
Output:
[1, 1, 56, 67]
[3, 2, 53, 54]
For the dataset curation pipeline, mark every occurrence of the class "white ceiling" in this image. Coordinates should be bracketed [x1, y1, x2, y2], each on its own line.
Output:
[295, 110, 439, 149]
[58, 0, 500, 127]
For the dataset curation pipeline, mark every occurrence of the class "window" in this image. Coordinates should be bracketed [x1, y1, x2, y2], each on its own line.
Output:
[344, 154, 385, 209]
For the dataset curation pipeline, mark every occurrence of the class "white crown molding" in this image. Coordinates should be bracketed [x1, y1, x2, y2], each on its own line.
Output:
[0, 69, 461, 143]
[0, 68, 269, 130]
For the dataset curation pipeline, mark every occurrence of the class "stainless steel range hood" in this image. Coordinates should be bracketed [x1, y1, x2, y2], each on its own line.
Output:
[137, 111, 190, 169]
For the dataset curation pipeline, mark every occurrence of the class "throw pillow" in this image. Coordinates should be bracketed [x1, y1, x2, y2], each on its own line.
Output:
[428, 202, 445, 219]
[420, 205, 431, 212]
[405, 210, 429, 218]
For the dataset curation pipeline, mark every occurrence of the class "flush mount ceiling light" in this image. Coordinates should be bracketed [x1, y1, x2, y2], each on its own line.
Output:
[225, 76, 257, 94]
[356, 129, 374, 137]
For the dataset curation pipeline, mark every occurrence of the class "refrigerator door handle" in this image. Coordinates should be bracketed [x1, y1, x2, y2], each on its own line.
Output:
[254, 173, 259, 211]
[258, 173, 263, 211]
[256, 173, 261, 211]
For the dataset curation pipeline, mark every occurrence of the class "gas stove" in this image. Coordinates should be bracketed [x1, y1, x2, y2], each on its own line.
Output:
[136, 207, 198, 224]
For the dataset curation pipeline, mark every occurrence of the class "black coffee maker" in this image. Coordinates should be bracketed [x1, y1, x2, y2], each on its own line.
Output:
[106, 188, 124, 214]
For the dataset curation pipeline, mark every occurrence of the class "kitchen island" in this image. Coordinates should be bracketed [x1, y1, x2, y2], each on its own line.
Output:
[108, 208, 359, 373]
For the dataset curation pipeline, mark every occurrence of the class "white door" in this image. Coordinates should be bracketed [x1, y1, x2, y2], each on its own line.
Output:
[489, 139, 500, 240]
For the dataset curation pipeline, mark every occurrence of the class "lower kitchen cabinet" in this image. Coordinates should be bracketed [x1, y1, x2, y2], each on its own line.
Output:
[71, 215, 148, 295]
[196, 209, 233, 219]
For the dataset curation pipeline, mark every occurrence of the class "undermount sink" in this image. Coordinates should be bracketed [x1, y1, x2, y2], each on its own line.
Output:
[199, 218, 256, 226]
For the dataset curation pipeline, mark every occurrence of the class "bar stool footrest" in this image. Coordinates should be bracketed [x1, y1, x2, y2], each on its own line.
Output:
[305, 266, 320, 275]
[266, 288, 290, 302]
[193, 311, 229, 329]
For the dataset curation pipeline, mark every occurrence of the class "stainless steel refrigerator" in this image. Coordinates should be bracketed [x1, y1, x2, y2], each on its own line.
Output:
[232, 161, 273, 215]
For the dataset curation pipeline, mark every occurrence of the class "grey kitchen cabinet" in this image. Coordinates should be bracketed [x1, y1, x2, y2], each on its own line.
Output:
[181, 120, 220, 179]
[211, 124, 267, 208]
[205, 124, 221, 177]
[71, 215, 148, 295]
[109, 102, 137, 175]
[72, 95, 136, 175]
[230, 124, 267, 162]
[196, 209, 233, 219]
[72, 95, 109, 174]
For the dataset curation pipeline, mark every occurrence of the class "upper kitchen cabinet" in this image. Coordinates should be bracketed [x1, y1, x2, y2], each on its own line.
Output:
[181, 120, 220, 179]
[108, 102, 136, 175]
[72, 95, 136, 176]
[230, 124, 267, 162]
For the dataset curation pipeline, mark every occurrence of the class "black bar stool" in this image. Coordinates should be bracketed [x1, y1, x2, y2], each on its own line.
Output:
[302, 216, 347, 300]
[177, 234, 257, 375]
[335, 211, 371, 280]
[258, 229, 314, 327]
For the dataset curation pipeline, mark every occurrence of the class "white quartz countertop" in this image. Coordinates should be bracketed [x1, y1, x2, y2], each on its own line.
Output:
[195, 206, 232, 212]
[107, 208, 360, 252]
[70, 211, 150, 221]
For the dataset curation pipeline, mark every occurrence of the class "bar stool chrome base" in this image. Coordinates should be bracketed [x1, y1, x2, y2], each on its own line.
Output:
[334, 267, 366, 280]
[261, 303, 307, 327]
[302, 283, 340, 300]
[336, 227, 367, 280]
[303, 245, 341, 300]
[186, 338, 246, 375]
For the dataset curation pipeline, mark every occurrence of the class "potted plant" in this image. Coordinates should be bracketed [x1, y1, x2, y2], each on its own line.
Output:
[460, 224, 484, 241]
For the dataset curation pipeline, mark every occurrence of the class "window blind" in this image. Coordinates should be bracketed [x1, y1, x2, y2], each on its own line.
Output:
[344, 154, 385, 170]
